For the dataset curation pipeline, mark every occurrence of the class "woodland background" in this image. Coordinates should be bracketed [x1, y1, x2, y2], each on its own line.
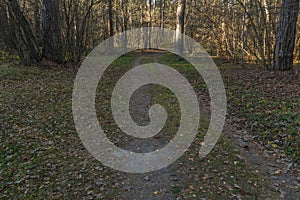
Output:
[0, 0, 299, 70]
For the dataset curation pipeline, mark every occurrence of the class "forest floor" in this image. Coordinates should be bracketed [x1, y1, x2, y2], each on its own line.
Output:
[0, 51, 299, 199]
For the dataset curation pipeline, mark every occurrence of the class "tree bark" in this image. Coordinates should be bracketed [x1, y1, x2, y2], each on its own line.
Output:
[34, 0, 41, 46]
[5, 0, 41, 64]
[159, 0, 165, 29]
[41, 0, 64, 63]
[108, 0, 114, 37]
[148, 0, 152, 48]
[271, 0, 299, 70]
[120, 0, 128, 47]
[175, 0, 186, 54]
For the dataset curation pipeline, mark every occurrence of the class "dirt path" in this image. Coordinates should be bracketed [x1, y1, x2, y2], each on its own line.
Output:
[225, 125, 300, 199]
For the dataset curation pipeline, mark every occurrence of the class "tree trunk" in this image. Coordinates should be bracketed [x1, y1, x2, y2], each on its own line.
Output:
[148, 0, 152, 48]
[6, 0, 41, 64]
[175, 0, 186, 54]
[120, 0, 128, 47]
[41, 0, 64, 63]
[271, 0, 299, 70]
[34, 0, 41, 46]
[107, 0, 114, 47]
[108, 0, 114, 37]
[241, 0, 246, 66]
[261, 0, 272, 67]
[159, 0, 165, 29]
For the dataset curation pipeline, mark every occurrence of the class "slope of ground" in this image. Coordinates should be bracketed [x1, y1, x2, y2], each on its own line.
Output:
[0, 52, 298, 199]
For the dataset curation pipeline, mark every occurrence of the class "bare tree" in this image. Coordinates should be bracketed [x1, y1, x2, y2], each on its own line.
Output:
[108, 0, 114, 38]
[120, 0, 128, 47]
[271, 0, 299, 70]
[33, 0, 41, 46]
[4, 0, 41, 64]
[159, 0, 165, 29]
[41, 0, 64, 63]
[108, 0, 115, 48]
[175, 0, 186, 54]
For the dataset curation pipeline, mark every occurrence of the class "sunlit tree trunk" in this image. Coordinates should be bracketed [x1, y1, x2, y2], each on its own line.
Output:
[260, 0, 272, 67]
[159, 0, 165, 29]
[175, 0, 186, 54]
[241, 0, 246, 65]
[143, 0, 150, 49]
